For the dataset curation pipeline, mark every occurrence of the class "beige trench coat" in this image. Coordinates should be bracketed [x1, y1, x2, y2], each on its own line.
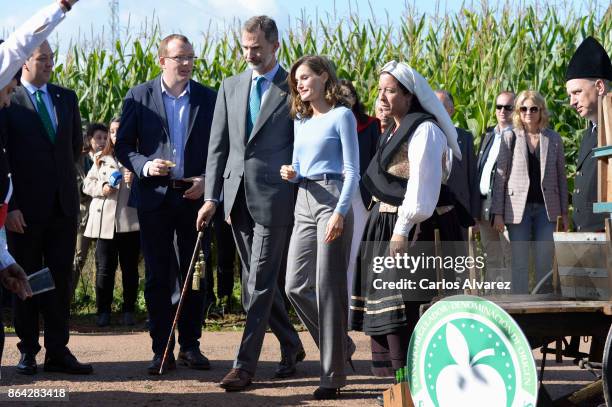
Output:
[83, 154, 139, 239]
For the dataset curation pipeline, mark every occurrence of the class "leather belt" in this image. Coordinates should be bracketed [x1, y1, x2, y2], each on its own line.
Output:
[168, 179, 192, 190]
[304, 173, 343, 183]
[371, 197, 454, 215]
[372, 197, 399, 213]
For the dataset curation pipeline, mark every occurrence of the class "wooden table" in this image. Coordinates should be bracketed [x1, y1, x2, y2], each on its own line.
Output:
[422, 295, 612, 350]
[486, 295, 612, 348]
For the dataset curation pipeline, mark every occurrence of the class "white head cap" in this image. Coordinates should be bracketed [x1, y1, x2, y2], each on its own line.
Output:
[380, 60, 462, 160]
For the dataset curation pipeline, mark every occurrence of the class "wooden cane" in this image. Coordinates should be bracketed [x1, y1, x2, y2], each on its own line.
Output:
[159, 229, 206, 375]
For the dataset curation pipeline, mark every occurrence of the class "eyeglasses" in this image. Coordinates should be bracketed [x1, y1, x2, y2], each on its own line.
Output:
[164, 55, 197, 63]
[495, 104, 513, 111]
[519, 106, 540, 113]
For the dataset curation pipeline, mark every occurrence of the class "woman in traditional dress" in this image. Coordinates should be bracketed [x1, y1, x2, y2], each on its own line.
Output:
[350, 61, 462, 388]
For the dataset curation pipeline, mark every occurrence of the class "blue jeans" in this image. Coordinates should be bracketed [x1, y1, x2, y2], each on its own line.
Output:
[506, 203, 555, 294]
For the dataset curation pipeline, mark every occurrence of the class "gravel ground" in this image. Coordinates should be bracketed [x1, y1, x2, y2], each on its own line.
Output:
[0, 330, 603, 406]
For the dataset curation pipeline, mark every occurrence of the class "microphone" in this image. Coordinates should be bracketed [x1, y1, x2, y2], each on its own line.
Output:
[108, 170, 123, 189]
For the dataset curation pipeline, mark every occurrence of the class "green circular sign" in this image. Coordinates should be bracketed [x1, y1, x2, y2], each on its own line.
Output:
[407, 295, 538, 407]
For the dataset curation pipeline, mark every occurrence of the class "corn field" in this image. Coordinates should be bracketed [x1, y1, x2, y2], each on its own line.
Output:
[52, 2, 612, 179]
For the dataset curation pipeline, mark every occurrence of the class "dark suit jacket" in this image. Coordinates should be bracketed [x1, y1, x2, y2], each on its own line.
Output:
[0, 83, 82, 223]
[476, 126, 496, 185]
[476, 126, 501, 221]
[573, 125, 606, 231]
[447, 127, 479, 220]
[115, 76, 217, 212]
[0, 132, 10, 205]
[205, 67, 295, 227]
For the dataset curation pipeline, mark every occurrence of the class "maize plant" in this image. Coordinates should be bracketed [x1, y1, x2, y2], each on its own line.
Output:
[51, 1, 611, 180]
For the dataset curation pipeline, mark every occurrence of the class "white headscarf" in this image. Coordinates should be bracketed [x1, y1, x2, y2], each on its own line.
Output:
[380, 61, 462, 160]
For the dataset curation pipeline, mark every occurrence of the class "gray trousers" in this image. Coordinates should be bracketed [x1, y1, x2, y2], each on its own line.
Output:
[286, 179, 353, 388]
[230, 186, 302, 375]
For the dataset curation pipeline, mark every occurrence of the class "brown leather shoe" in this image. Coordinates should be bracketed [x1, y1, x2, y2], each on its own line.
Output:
[219, 368, 252, 391]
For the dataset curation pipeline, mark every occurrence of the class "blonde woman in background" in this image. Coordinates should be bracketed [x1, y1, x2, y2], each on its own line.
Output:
[492, 90, 568, 294]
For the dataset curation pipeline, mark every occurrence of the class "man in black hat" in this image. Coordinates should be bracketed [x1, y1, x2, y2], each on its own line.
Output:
[565, 36, 611, 357]
[566, 36, 612, 232]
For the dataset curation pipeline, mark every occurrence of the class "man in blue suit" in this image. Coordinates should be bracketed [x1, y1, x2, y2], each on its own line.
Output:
[115, 34, 216, 374]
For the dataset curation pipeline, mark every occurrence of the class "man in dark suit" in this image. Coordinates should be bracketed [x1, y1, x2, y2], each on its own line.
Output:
[197, 16, 304, 391]
[565, 36, 612, 232]
[0, 40, 91, 375]
[435, 90, 479, 236]
[115, 34, 216, 374]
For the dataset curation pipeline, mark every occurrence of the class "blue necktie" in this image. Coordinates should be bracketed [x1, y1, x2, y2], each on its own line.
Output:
[247, 76, 265, 140]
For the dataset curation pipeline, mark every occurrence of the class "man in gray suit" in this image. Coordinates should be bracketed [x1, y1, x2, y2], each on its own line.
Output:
[196, 15, 303, 391]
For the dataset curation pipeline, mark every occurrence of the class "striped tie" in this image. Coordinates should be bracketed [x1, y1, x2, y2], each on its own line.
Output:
[247, 76, 265, 140]
[35, 90, 56, 143]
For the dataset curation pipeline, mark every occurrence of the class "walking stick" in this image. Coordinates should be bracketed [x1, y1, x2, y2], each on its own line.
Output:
[159, 228, 206, 375]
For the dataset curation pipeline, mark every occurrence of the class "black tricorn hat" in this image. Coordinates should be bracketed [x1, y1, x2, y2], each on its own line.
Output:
[566, 36, 612, 81]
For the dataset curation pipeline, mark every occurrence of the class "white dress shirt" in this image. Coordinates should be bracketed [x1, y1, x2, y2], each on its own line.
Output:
[21, 79, 58, 129]
[394, 121, 449, 237]
[0, 2, 65, 89]
[479, 125, 511, 196]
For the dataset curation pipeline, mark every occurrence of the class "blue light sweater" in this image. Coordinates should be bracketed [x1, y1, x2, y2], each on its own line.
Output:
[292, 105, 360, 216]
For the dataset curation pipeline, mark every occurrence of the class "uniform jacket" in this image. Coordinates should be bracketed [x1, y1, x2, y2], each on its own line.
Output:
[572, 125, 606, 231]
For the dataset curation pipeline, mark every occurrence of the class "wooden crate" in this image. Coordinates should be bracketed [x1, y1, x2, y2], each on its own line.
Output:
[383, 382, 414, 407]
[553, 232, 612, 300]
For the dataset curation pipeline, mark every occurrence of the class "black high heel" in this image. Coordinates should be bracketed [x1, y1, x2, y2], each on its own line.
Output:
[313, 386, 341, 400]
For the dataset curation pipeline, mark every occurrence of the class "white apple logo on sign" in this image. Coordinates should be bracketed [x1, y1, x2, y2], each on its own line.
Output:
[436, 322, 507, 407]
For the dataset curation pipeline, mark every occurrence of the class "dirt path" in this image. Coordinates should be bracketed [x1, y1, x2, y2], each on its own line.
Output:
[0, 330, 602, 406]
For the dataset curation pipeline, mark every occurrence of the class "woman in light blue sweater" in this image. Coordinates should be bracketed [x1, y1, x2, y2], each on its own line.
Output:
[280, 55, 359, 400]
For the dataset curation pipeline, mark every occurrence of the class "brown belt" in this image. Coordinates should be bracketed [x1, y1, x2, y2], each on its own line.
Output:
[372, 197, 399, 213]
[372, 198, 454, 215]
